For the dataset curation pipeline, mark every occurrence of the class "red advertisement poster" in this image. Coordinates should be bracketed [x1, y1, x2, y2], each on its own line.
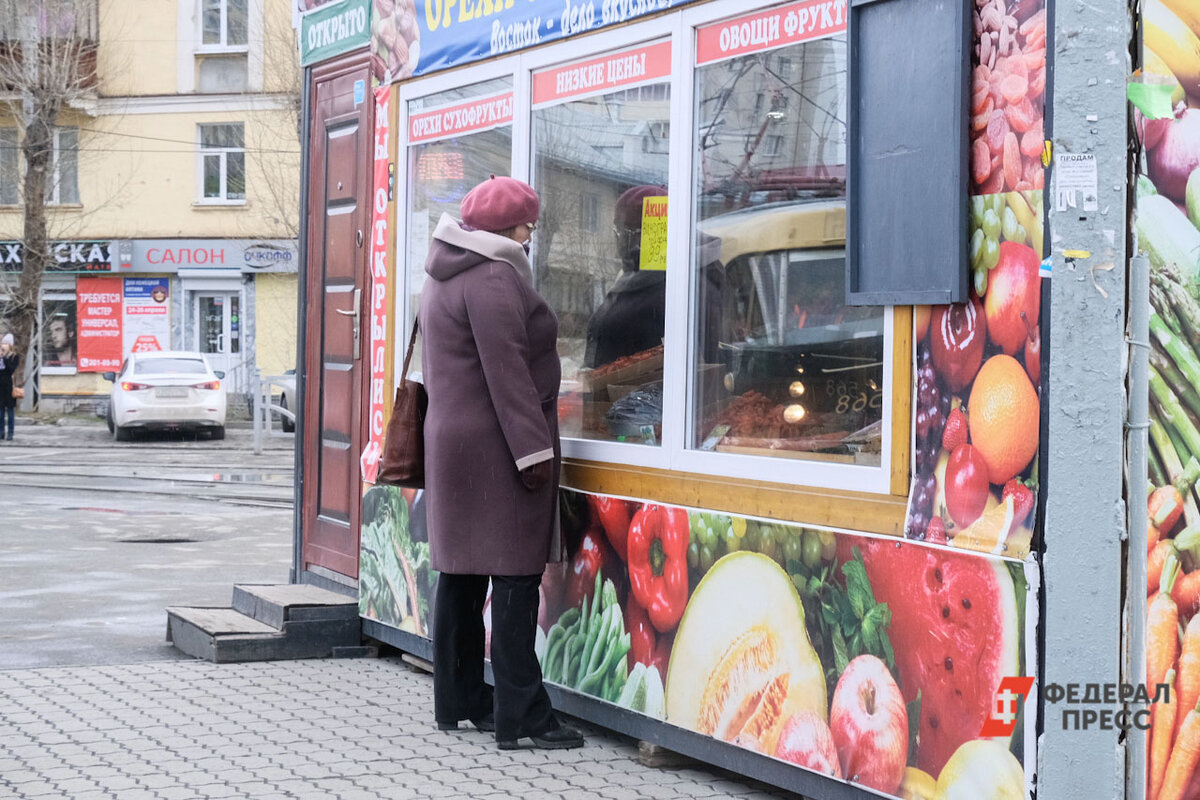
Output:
[75, 277, 124, 372]
[695, 0, 847, 67]
[532, 41, 672, 107]
[409, 91, 514, 145]
[360, 84, 393, 485]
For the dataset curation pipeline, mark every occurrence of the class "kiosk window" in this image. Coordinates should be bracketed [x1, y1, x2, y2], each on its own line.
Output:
[690, 36, 885, 467]
[532, 47, 672, 447]
[405, 78, 513, 369]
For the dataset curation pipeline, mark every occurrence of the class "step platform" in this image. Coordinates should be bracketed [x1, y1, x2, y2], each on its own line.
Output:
[167, 583, 360, 663]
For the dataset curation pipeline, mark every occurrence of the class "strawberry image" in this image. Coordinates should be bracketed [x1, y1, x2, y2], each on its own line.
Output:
[1003, 479, 1035, 526]
[941, 405, 968, 453]
[925, 516, 947, 544]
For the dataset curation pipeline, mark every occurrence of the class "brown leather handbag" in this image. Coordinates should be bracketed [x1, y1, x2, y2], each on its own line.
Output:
[376, 319, 427, 488]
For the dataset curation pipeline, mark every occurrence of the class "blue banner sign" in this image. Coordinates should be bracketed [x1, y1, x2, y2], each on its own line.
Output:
[370, 0, 703, 82]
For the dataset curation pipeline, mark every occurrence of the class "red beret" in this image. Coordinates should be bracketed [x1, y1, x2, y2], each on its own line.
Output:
[460, 176, 539, 232]
[614, 184, 667, 228]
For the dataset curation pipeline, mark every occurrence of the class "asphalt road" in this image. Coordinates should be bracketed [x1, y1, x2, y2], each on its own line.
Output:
[0, 419, 296, 669]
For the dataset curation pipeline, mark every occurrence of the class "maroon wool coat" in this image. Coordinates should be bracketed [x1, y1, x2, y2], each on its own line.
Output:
[419, 214, 562, 576]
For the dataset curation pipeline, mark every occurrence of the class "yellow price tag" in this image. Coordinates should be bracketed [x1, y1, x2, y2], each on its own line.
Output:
[639, 197, 669, 271]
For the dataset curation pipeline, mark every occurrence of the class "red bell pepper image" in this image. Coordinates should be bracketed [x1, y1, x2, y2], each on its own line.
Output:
[589, 495, 636, 561]
[565, 526, 608, 610]
[625, 594, 674, 676]
[627, 504, 689, 633]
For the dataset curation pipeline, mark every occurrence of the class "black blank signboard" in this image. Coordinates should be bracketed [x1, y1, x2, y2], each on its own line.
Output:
[846, 0, 970, 306]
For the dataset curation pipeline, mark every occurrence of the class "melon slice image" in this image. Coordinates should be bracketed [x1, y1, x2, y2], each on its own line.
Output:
[853, 537, 1021, 777]
[665, 552, 827, 755]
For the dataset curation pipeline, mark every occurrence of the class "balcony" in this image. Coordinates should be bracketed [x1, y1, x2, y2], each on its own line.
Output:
[0, 0, 99, 92]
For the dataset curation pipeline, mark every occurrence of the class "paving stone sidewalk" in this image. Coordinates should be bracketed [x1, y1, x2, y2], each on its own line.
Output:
[0, 657, 805, 800]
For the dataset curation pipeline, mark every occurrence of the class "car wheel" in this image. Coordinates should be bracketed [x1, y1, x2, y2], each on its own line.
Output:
[280, 395, 294, 433]
[106, 410, 114, 434]
[210, 426, 226, 441]
[114, 425, 131, 442]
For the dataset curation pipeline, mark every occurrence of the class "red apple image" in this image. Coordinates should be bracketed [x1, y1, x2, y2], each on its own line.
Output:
[944, 444, 990, 529]
[774, 711, 843, 778]
[830, 654, 909, 795]
[985, 241, 1041, 356]
[931, 297, 986, 393]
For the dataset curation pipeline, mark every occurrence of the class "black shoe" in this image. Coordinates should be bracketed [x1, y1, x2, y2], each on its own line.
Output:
[438, 712, 495, 733]
[497, 725, 584, 750]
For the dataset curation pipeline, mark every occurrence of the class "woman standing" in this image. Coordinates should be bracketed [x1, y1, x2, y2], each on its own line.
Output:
[420, 176, 582, 750]
[0, 334, 18, 440]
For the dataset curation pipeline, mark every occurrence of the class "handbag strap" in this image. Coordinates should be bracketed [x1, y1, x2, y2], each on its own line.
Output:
[401, 317, 419, 380]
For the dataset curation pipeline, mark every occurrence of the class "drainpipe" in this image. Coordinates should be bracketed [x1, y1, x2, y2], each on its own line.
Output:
[292, 66, 312, 586]
[1126, 252, 1150, 796]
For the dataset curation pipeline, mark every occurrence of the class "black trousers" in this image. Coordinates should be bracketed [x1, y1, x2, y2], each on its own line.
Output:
[432, 572, 555, 741]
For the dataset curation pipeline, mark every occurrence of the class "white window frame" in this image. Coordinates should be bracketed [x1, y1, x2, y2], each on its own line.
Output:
[48, 127, 79, 206]
[395, 0, 894, 495]
[196, 122, 246, 205]
[199, 0, 250, 53]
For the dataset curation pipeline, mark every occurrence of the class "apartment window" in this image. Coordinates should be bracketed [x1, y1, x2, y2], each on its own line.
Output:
[580, 192, 600, 233]
[199, 123, 245, 202]
[50, 127, 79, 206]
[202, 0, 248, 48]
[0, 128, 16, 205]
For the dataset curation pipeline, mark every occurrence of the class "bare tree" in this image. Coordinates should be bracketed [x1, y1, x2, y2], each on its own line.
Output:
[245, 13, 302, 239]
[0, 0, 99, 390]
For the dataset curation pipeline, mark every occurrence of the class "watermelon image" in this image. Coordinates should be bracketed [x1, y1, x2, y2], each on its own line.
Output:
[848, 536, 1022, 777]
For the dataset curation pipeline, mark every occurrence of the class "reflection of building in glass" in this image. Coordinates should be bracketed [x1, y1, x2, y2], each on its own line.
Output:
[533, 85, 671, 360]
[696, 37, 846, 217]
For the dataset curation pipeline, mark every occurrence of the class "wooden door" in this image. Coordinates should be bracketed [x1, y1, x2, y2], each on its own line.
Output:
[301, 52, 374, 580]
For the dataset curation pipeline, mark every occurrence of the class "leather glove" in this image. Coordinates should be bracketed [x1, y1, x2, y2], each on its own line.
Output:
[520, 460, 552, 491]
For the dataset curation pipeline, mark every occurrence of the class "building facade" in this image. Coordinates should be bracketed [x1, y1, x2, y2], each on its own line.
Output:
[0, 0, 300, 412]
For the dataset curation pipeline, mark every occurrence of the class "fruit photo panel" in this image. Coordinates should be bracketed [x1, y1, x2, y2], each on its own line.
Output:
[1135, 3, 1200, 796]
[908, 190, 1044, 559]
[359, 484, 434, 636]
[971, 0, 1047, 194]
[541, 489, 1036, 800]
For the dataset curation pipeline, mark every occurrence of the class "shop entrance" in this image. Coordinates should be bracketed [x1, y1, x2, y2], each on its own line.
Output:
[299, 51, 374, 582]
[194, 291, 241, 386]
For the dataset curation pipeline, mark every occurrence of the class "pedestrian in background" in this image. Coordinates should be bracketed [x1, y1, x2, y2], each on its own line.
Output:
[0, 333, 20, 441]
[420, 175, 583, 751]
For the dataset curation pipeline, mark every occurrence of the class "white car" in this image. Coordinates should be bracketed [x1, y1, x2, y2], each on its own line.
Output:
[104, 351, 227, 441]
[276, 370, 296, 433]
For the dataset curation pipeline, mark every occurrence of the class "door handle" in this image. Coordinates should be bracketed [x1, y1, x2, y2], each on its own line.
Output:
[335, 289, 362, 360]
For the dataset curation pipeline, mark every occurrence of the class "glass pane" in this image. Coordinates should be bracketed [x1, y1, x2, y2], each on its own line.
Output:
[229, 295, 240, 353]
[57, 128, 78, 204]
[203, 155, 221, 198]
[690, 37, 884, 466]
[42, 299, 77, 368]
[226, 152, 245, 199]
[136, 358, 208, 375]
[406, 78, 513, 374]
[202, 0, 222, 44]
[534, 82, 671, 446]
[199, 296, 223, 354]
[200, 123, 242, 148]
[227, 0, 248, 45]
[0, 128, 17, 205]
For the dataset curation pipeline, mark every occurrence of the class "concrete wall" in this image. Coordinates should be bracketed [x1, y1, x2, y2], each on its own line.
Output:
[1039, 0, 1130, 796]
[254, 272, 297, 375]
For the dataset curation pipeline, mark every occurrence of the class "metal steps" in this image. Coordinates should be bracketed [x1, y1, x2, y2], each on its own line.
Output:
[166, 583, 360, 663]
